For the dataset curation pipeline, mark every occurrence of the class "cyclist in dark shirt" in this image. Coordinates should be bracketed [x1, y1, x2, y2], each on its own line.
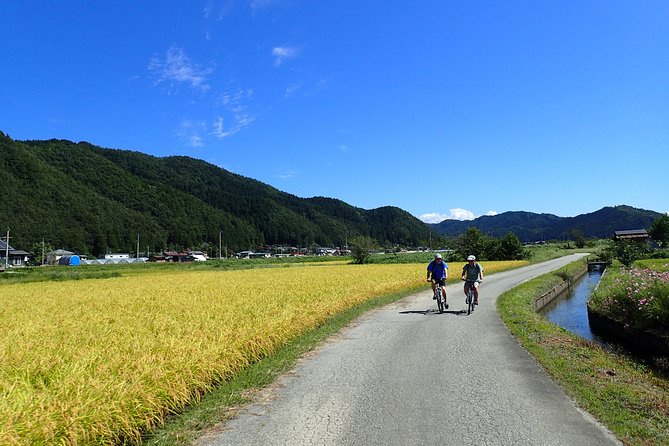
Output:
[461, 255, 484, 305]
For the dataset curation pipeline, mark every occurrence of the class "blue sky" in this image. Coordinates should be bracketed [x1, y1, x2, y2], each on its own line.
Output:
[2, 1, 667, 222]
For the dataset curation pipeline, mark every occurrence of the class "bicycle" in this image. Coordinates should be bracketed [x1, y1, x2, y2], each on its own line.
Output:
[463, 279, 479, 315]
[432, 280, 447, 314]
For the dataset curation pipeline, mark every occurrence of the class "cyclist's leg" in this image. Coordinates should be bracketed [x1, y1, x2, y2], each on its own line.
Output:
[473, 281, 480, 304]
[431, 280, 437, 298]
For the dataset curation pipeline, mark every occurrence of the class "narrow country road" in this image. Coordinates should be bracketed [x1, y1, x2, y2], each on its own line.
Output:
[197, 254, 621, 446]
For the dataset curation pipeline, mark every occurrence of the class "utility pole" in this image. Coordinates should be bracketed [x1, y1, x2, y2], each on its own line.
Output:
[4, 229, 9, 270]
[219, 230, 222, 259]
[42, 238, 45, 266]
[136, 233, 140, 259]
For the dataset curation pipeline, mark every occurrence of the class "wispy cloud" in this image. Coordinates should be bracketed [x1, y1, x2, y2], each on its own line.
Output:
[249, 0, 274, 12]
[285, 82, 303, 97]
[210, 116, 235, 139]
[176, 119, 206, 148]
[211, 87, 256, 139]
[204, 0, 235, 20]
[272, 46, 299, 66]
[219, 87, 254, 106]
[149, 46, 212, 93]
[275, 169, 296, 179]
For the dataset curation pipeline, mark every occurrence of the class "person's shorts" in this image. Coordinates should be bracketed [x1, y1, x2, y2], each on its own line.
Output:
[434, 278, 446, 286]
[464, 280, 479, 292]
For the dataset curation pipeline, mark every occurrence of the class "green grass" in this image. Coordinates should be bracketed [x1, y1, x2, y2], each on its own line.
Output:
[498, 259, 669, 445]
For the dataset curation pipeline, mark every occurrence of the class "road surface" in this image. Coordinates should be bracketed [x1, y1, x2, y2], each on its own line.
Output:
[197, 254, 621, 445]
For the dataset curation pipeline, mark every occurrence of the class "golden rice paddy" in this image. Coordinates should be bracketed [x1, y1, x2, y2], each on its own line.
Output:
[0, 260, 524, 444]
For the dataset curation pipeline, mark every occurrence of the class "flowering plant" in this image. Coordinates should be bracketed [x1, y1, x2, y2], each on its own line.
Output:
[590, 264, 669, 332]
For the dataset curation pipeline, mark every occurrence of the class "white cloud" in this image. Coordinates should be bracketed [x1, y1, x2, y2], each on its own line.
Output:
[486, 210, 498, 216]
[272, 46, 299, 66]
[149, 46, 212, 93]
[419, 208, 479, 223]
[419, 213, 451, 224]
[447, 208, 476, 221]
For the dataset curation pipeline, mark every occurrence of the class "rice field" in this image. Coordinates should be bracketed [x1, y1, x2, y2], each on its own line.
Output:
[0, 260, 525, 444]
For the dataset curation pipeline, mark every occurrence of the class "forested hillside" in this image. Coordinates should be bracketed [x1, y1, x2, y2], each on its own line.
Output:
[0, 133, 436, 255]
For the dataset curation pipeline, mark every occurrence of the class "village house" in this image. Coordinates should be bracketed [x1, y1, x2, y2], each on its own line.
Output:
[0, 240, 31, 268]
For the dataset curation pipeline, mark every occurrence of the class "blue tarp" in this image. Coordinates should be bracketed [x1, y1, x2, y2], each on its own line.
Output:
[58, 255, 81, 266]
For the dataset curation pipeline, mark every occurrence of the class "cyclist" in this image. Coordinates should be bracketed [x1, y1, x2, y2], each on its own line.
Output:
[461, 255, 484, 305]
[426, 253, 448, 309]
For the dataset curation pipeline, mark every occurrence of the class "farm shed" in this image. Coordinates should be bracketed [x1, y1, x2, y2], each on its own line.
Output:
[613, 229, 650, 241]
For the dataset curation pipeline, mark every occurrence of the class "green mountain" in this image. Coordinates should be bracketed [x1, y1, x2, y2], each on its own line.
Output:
[432, 206, 663, 242]
[0, 132, 435, 255]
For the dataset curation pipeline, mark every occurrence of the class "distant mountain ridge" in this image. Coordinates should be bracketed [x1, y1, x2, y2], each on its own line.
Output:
[431, 206, 663, 242]
[0, 132, 435, 255]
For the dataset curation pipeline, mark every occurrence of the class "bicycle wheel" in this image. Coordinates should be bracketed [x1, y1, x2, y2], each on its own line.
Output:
[468, 289, 475, 315]
[436, 288, 444, 313]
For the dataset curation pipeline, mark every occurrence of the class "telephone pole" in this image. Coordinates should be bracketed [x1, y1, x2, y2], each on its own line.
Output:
[4, 229, 10, 270]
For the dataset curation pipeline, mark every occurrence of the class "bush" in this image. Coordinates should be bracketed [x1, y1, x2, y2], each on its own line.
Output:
[349, 236, 377, 264]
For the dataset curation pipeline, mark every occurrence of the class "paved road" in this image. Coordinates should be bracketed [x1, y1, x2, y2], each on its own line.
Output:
[197, 254, 621, 446]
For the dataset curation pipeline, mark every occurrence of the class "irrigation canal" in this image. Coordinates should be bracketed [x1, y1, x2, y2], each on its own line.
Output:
[540, 269, 606, 343]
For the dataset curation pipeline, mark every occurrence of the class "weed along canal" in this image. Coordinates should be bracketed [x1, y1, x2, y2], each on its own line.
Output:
[540, 269, 606, 343]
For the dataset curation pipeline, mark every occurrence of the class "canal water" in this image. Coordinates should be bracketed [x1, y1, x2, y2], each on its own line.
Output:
[540, 270, 606, 343]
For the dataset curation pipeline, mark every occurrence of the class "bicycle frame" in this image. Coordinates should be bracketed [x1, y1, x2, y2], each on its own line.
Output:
[433, 280, 446, 314]
[464, 279, 478, 315]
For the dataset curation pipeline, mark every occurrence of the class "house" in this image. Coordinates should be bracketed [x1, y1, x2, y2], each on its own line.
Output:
[46, 249, 75, 266]
[189, 251, 208, 262]
[613, 229, 651, 242]
[104, 253, 130, 260]
[0, 240, 31, 268]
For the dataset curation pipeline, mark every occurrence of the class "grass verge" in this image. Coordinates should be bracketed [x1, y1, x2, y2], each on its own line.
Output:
[497, 260, 669, 446]
[143, 286, 419, 445]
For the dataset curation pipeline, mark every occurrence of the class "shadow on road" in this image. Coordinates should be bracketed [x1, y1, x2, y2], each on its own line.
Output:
[399, 309, 468, 316]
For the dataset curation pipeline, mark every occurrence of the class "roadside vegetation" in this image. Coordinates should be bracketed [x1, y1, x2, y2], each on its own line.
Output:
[498, 257, 669, 446]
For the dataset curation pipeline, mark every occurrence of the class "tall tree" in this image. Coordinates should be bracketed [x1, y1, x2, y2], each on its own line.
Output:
[649, 214, 669, 247]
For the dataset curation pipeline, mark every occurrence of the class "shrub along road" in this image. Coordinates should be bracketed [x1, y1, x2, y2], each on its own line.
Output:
[196, 254, 621, 446]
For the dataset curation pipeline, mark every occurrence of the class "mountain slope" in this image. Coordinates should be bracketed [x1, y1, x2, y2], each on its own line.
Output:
[0, 133, 435, 254]
[432, 206, 662, 242]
